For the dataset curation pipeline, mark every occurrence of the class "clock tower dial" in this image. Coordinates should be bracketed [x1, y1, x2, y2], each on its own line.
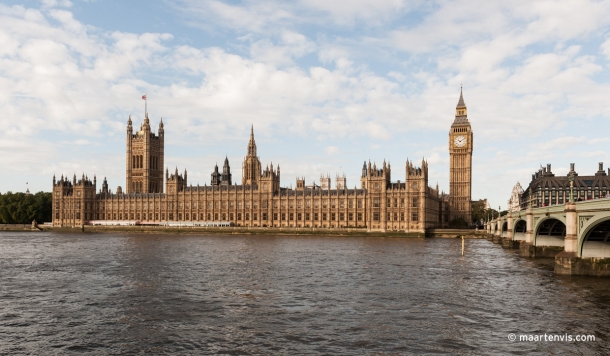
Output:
[454, 135, 466, 147]
[449, 87, 473, 224]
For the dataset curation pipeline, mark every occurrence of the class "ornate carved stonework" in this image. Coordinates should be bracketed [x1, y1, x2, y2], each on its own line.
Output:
[508, 182, 524, 212]
[579, 216, 593, 231]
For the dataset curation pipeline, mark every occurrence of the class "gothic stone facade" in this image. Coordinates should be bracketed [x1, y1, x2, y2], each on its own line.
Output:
[52, 92, 473, 231]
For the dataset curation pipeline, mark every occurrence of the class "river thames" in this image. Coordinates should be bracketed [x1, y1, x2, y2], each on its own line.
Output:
[1, 232, 609, 355]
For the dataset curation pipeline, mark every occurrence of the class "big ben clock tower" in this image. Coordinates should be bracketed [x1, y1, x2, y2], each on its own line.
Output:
[449, 87, 473, 224]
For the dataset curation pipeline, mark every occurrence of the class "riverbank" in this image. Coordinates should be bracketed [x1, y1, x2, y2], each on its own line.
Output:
[0, 224, 486, 238]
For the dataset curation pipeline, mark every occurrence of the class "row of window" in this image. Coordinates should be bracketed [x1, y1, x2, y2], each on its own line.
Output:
[58, 211, 420, 223]
[92, 197, 421, 209]
[532, 188, 610, 207]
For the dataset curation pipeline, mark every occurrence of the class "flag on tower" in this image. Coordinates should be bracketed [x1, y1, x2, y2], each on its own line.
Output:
[142, 94, 146, 100]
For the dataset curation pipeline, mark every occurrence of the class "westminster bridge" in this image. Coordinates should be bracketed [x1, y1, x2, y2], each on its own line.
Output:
[485, 199, 610, 276]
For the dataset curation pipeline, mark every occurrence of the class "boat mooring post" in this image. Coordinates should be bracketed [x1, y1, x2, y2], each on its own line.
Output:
[461, 235, 465, 256]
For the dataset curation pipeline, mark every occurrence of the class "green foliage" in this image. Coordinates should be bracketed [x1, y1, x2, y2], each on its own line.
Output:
[449, 217, 468, 228]
[0, 191, 52, 224]
[471, 199, 503, 223]
[471, 199, 486, 224]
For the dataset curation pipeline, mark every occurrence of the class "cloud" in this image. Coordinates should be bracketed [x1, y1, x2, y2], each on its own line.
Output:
[3, 0, 610, 210]
[300, 0, 413, 27]
[248, 31, 316, 66]
[40, 0, 72, 9]
[326, 146, 339, 155]
[174, 0, 294, 33]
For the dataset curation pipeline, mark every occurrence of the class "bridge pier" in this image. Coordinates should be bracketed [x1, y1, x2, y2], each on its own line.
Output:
[519, 243, 563, 258]
[501, 215, 518, 249]
[519, 207, 533, 257]
[501, 238, 520, 249]
[553, 201, 610, 275]
[492, 219, 503, 244]
[555, 255, 610, 276]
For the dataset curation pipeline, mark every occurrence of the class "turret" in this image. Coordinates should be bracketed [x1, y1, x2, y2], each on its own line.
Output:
[320, 174, 331, 190]
[211, 164, 221, 186]
[166, 167, 186, 194]
[221, 156, 232, 185]
[296, 177, 305, 190]
[102, 177, 108, 194]
[336, 174, 346, 190]
[259, 161, 280, 192]
[142, 112, 151, 132]
[127, 115, 133, 133]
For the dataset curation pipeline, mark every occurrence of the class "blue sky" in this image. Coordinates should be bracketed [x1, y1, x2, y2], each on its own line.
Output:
[2, 0, 610, 210]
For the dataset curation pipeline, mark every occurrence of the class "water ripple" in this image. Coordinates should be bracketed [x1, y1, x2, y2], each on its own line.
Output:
[1, 232, 609, 354]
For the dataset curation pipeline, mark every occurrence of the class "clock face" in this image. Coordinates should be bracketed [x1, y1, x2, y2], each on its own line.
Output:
[454, 135, 467, 147]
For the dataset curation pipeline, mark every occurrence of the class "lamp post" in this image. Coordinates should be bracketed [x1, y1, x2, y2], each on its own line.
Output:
[568, 171, 575, 203]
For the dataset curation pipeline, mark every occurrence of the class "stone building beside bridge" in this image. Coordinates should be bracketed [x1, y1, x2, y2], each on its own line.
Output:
[519, 163, 610, 210]
[52, 91, 474, 231]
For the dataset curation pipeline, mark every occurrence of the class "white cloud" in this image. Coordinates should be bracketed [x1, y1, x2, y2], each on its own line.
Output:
[326, 146, 339, 155]
[3, 0, 610, 210]
[600, 37, 610, 61]
[301, 0, 412, 26]
[174, 0, 294, 33]
[40, 0, 72, 9]
[249, 31, 316, 66]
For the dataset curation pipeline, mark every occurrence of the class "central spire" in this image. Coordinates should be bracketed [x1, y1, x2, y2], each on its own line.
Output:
[454, 87, 468, 122]
[248, 124, 257, 156]
[456, 85, 466, 108]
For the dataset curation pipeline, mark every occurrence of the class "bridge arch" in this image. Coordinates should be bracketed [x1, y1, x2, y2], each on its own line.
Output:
[513, 219, 527, 241]
[533, 217, 566, 247]
[501, 221, 508, 238]
[579, 216, 610, 258]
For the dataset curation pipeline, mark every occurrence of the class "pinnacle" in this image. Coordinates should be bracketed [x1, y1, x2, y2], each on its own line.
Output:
[456, 87, 466, 108]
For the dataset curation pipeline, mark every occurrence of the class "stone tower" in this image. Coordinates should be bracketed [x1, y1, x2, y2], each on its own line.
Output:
[242, 125, 262, 186]
[449, 88, 473, 224]
[221, 156, 232, 185]
[336, 174, 346, 189]
[126, 114, 164, 193]
[211, 164, 221, 186]
[362, 160, 392, 231]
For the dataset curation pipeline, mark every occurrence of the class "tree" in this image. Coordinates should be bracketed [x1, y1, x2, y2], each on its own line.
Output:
[0, 192, 52, 224]
[449, 217, 469, 228]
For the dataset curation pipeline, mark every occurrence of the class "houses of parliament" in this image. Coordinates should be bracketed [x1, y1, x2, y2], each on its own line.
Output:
[52, 90, 474, 231]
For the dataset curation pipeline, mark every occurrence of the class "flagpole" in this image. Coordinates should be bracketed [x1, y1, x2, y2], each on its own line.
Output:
[145, 92, 147, 118]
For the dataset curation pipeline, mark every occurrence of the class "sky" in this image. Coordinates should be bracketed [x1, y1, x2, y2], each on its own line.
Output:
[2, 0, 610, 210]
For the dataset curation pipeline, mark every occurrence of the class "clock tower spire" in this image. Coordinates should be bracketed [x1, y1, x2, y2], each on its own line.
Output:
[449, 86, 473, 225]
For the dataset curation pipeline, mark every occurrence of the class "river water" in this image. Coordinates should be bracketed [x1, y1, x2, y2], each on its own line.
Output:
[1, 232, 609, 355]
